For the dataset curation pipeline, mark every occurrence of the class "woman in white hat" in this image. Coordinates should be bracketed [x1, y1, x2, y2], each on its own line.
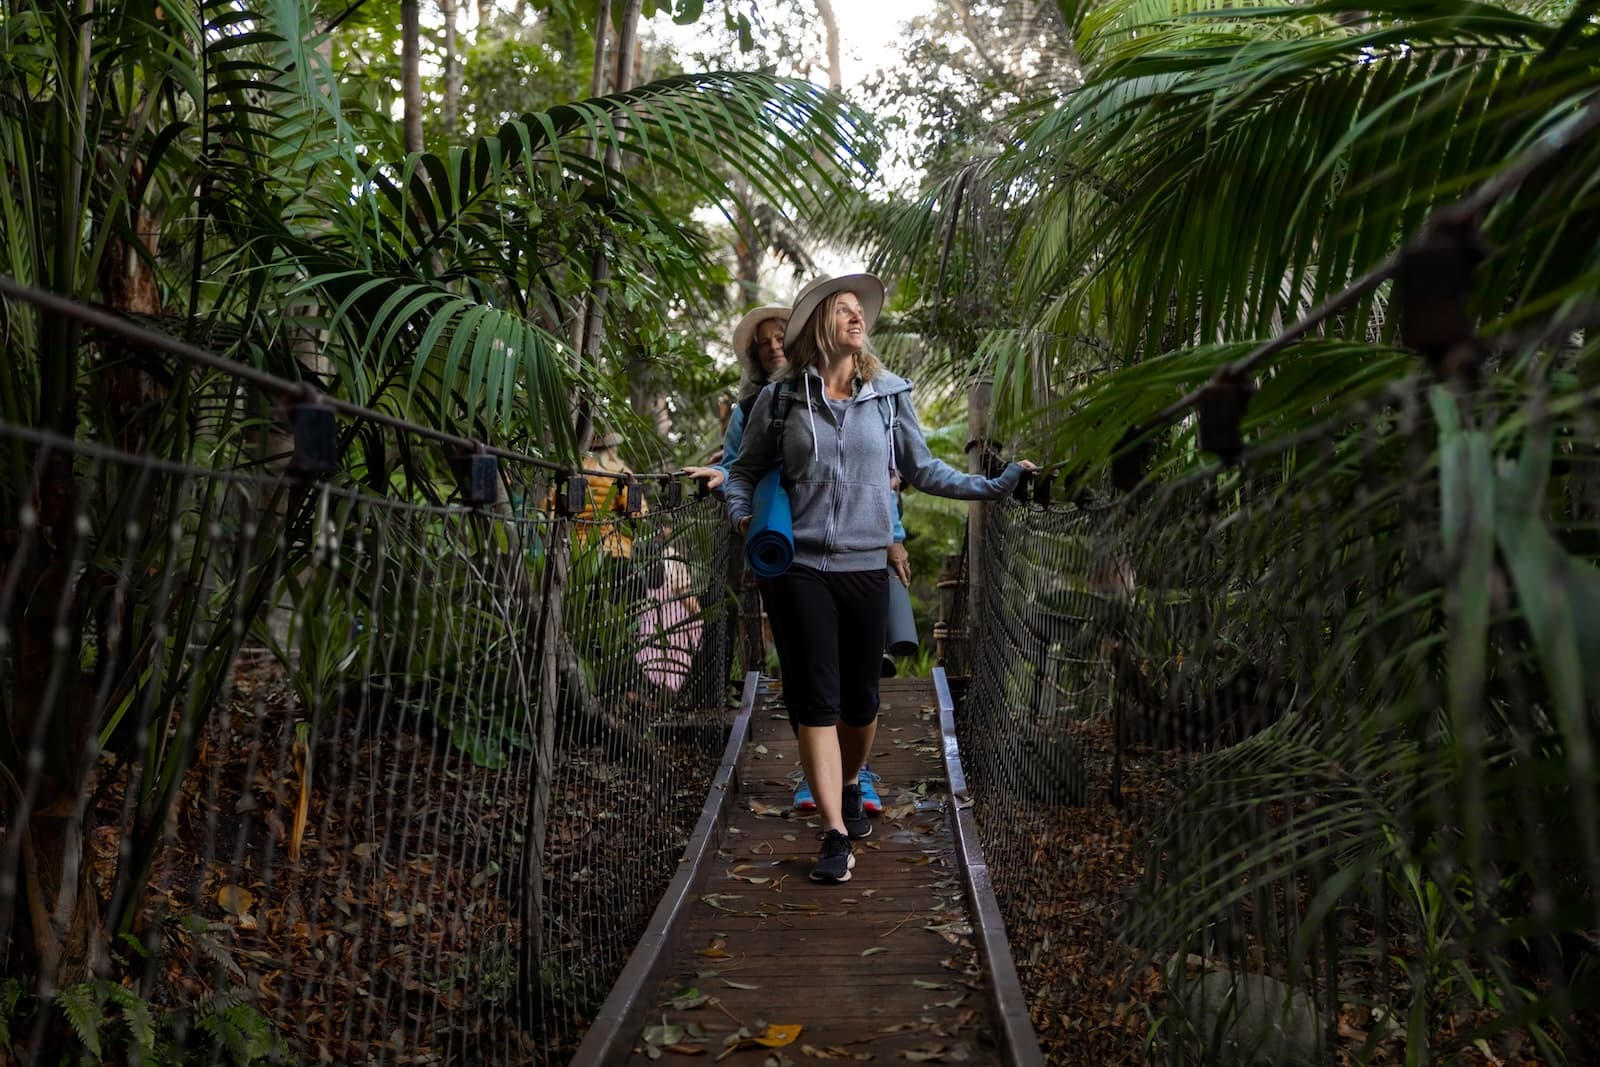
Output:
[690, 300, 911, 816]
[683, 304, 792, 491]
[725, 273, 1035, 883]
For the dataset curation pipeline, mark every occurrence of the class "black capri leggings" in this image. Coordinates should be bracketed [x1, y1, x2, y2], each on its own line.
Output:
[761, 564, 890, 732]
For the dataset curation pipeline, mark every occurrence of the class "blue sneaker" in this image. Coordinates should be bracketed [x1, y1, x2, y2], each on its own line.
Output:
[857, 767, 882, 814]
[793, 777, 816, 812]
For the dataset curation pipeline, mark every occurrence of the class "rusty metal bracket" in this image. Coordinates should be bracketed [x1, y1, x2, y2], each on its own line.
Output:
[1196, 377, 1255, 465]
[1395, 220, 1488, 378]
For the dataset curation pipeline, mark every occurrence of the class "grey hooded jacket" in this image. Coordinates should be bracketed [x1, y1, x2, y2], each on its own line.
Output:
[726, 368, 1024, 573]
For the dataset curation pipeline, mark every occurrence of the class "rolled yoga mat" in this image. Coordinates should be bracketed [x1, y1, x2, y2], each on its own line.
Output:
[745, 468, 795, 578]
[886, 573, 919, 657]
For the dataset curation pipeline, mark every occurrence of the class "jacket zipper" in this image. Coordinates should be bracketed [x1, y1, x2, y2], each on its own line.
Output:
[820, 397, 847, 572]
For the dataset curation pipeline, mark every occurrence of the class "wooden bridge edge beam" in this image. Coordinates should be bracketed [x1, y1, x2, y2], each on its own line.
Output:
[933, 667, 1048, 1067]
[569, 671, 762, 1065]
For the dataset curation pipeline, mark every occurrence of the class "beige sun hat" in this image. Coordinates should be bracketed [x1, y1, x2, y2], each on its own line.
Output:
[730, 304, 792, 363]
[783, 273, 885, 349]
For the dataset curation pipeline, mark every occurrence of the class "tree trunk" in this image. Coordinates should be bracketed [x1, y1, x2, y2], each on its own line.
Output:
[442, 0, 461, 138]
[611, 0, 645, 95]
[730, 179, 761, 306]
[574, 0, 643, 449]
[401, 0, 423, 153]
[814, 0, 843, 90]
[589, 0, 611, 99]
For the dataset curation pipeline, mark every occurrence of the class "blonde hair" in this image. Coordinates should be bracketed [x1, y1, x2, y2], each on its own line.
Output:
[784, 291, 882, 384]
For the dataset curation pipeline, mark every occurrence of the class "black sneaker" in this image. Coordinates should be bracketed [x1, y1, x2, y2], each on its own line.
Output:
[810, 829, 855, 883]
[841, 783, 872, 839]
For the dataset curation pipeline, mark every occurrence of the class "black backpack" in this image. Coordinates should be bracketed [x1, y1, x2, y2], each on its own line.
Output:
[737, 380, 797, 425]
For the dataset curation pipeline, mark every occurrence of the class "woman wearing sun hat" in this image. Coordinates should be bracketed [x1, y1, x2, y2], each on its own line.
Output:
[689, 302, 911, 815]
[725, 273, 1035, 883]
[683, 304, 793, 491]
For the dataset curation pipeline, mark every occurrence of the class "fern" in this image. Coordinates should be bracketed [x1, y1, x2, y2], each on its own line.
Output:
[103, 983, 157, 1059]
[51, 979, 167, 1064]
[0, 978, 25, 1051]
[52, 983, 104, 1059]
[196, 997, 285, 1066]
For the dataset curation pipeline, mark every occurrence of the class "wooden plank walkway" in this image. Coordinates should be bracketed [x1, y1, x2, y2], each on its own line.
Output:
[629, 675, 998, 1063]
[572, 672, 1042, 1066]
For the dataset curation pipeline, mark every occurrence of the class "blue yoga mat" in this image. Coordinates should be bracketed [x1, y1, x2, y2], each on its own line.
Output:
[745, 468, 795, 578]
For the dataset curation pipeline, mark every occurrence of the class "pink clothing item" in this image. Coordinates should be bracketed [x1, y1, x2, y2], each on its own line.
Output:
[636, 559, 701, 692]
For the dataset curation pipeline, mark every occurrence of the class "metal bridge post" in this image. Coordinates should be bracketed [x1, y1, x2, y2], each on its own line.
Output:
[965, 377, 995, 675]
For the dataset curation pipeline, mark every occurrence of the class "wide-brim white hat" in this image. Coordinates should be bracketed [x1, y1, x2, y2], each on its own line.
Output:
[783, 273, 885, 350]
[730, 304, 792, 363]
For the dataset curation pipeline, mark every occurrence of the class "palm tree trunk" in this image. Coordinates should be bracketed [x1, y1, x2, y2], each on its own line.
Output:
[612, 0, 644, 94]
[588, 0, 610, 99]
[401, 0, 423, 153]
[814, 0, 842, 91]
[442, 0, 461, 137]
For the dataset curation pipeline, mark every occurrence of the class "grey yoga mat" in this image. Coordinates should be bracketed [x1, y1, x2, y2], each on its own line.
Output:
[887, 574, 919, 657]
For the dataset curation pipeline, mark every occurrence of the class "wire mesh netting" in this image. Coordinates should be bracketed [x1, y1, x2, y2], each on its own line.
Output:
[0, 405, 732, 1064]
[958, 381, 1600, 1064]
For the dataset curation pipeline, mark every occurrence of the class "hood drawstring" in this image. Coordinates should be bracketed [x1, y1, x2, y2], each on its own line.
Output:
[886, 394, 898, 481]
[804, 375, 819, 463]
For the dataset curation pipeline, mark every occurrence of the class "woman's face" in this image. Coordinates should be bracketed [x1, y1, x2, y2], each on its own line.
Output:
[754, 318, 787, 375]
[831, 293, 866, 352]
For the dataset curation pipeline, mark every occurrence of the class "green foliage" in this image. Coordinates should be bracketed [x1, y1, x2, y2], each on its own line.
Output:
[2, 0, 878, 994]
[51, 979, 285, 1066]
[858, 0, 1600, 1056]
[0, 978, 22, 1052]
[193, 992, 286, 1066]
[54, 980, 157, 1064]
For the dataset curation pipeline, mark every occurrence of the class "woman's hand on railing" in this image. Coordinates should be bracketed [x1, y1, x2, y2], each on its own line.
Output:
[681, 466, 726, 491]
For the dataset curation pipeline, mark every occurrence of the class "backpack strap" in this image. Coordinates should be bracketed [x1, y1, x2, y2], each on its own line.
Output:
[737, 389, 760, 425]
[770, 380, 797, 421]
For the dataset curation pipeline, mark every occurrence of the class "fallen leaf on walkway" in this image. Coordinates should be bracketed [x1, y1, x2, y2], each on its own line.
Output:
[753, 1024, 801, 1048]
[723, 980, 759, 990]
[903, 1044, 971, 1062]
[763, 1055, 795, 1067]
[642, 1022, 686, 1049]
[801, 1045, 872, 1061]
[717, 1024, 801, 1060]
[912, 980, 951, 990]
[670, 986, 710, 1011]
[861, 946, 888, 957]
[697, 939, 732, 959]
[663, 1044, 707, 1056]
